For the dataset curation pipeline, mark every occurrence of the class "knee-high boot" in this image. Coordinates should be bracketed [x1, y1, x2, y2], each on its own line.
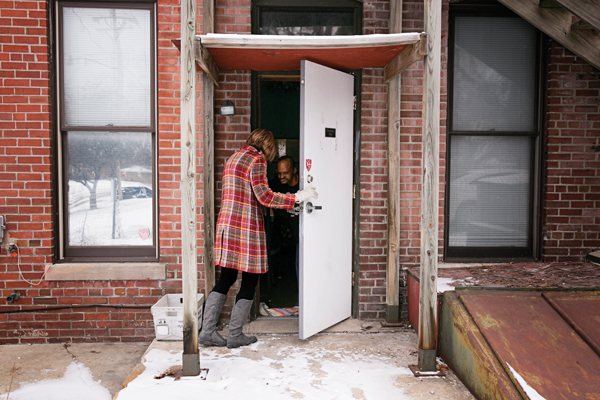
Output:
[226, 299, 257, 348]
[199, 292, 227, 347]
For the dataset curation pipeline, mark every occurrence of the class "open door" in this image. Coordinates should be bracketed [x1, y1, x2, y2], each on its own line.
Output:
[299, 60, 354, 340]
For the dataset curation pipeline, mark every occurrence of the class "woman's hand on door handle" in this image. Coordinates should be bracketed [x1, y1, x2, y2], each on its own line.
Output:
[295, 187, 318, 203]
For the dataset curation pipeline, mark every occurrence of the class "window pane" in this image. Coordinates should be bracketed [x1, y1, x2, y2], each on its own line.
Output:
[63, 7, 151, 127]
[260, 10, 354, 35]
[448, 136, 531, 247]
[67, 132, 153, 247]
[452, 17, 536, 132]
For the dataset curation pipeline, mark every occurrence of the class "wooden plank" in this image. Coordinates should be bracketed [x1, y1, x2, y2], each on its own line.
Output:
[181, 0, 199, 376]
[386, 0, 402, 324]
[383, 32, 427, 83]
[202, 0, 215, 298]
[199, 32, 421, 49]
[202, 0, 214, 34]
[418, 0, 441, 372]
[554, 0, 600, 31]
[203, 73, 215, 297]
[194, 38, 220, 86]
[499, 0, 600, 71]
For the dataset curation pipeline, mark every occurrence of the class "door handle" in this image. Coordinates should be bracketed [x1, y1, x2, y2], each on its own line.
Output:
[305, 202, 322, 214]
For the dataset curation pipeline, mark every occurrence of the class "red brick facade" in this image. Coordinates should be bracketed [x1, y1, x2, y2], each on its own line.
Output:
[0, 0, 598, 342]
[543, 41, 600, 262]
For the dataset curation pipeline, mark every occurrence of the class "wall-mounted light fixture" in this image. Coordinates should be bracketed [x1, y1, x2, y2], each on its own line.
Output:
[220, 100, 235, 117]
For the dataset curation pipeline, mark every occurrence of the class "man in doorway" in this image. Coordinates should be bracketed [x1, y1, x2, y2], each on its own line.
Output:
[269, 156, 300, 306]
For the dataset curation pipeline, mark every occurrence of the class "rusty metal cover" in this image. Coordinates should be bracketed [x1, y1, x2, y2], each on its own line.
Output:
[543, 291, 600, 357]
[459, 291, 600, 400]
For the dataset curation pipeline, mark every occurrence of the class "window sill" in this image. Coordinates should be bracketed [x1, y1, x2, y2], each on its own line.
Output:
[45, 263, 166, 281]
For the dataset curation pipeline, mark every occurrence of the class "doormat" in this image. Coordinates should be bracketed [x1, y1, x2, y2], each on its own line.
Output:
[259, 302, 299, 317]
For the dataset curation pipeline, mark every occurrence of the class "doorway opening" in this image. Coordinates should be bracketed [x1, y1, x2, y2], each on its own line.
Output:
[256, 74, 301, 315]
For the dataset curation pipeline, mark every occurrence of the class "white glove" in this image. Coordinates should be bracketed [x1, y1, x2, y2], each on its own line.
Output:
[295, 187, 318, 203]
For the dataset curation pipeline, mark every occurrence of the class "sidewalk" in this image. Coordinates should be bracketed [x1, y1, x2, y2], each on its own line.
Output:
[1, 319, 474, 400]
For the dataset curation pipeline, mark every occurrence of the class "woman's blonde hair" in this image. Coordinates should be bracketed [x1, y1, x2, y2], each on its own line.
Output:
[246, 128, 277, 162]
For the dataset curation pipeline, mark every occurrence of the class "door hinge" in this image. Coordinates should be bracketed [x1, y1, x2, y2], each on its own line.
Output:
[353, 184, 356, 199]
[353, 95, 357, 110]
[352, 271, 355, 286]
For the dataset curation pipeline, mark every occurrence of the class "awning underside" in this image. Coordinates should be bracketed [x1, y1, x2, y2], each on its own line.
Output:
[174, 32, 427, 86]
[207, 45, 409, 71]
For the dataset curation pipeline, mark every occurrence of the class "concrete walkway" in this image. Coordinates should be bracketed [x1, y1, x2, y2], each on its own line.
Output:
[0, 319, 474, 400]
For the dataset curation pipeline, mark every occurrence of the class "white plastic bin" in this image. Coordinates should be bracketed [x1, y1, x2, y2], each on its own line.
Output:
[151, 293, 204, 341]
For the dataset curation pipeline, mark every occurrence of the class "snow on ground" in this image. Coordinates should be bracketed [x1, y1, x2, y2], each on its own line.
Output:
[68, 179, 153, 246]
[117, 337, 415, 400]
[0, 361, 111, 400]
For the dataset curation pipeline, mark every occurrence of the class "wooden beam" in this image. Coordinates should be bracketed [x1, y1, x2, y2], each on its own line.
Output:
[571, 20, 594, 30]
[181, 0, 200, 377]
[202, 0, 216, 299]
[554, 0, 600, 31]
[202, 75, 215, 297]
[203, 0, 214, 35]
[499, 0, 600, 71]
[386, 0, 402, 325]
[384, 32, 427, 83]
[194, 38, 220, 87]
[418, 0, 441, 372]
[534, 0, 561, 8]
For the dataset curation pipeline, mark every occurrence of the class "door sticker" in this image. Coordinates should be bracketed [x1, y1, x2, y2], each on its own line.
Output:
[306, 159, 312, 172]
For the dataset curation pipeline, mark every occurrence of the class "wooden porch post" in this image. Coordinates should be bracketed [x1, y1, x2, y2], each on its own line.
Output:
[418, 0, 441, 372]
[386, 0, 403, 324]
[181, 0, 200, 376]
[202, 0, 216, 299]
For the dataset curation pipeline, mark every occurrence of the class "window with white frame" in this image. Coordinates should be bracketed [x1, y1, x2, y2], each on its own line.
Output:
[446, 9, 539, 260]
[57, 1, 156, 261]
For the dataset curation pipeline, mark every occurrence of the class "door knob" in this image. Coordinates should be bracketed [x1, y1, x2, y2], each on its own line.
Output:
[305, 202, 322, 214]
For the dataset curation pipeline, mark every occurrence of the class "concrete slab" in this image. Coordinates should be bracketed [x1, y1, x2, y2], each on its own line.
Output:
[0, 342, 148, 398]
[116, 330, 474, 400]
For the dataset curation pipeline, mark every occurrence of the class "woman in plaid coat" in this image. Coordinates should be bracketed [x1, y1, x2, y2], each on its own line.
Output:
[200, 128, 317, 348]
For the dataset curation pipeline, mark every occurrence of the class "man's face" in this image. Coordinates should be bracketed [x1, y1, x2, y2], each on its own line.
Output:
[277, 160, 296, 185]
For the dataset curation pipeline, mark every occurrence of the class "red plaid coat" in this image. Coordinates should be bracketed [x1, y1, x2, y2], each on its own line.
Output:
[214, 145, 296, 273]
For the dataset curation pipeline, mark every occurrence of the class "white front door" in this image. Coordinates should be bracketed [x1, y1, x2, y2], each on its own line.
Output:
[299, 60, 354, 340]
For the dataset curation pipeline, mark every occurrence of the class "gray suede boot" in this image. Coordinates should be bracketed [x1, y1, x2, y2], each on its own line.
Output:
[226, 299, 257, 348]
[199, 292, 227, 347]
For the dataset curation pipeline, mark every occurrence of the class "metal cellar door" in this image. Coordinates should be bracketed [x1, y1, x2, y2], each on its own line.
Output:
[299, 60, 354, 340]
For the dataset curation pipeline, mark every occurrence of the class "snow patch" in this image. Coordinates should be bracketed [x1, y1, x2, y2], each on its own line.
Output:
[437, 277, 456, 293]
[0, 361, 111, 400]
[117, 338, 415, 400]
[506, 363, 546, 400]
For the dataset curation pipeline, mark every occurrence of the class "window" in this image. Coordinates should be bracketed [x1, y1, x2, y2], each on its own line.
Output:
[445, 9, 540, 260]
[57, 2, 156, 261]
[252, 0, 362, 36]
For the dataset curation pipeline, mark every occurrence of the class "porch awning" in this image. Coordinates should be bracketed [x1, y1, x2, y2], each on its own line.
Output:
[173, 32, 427, 86]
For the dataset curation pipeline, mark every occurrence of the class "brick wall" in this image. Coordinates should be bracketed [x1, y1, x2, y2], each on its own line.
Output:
[0, 0, 187, 344]
[543, 40, 600, 262]
[2, 0, 599, 343]
[358, 0, 448, 319]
